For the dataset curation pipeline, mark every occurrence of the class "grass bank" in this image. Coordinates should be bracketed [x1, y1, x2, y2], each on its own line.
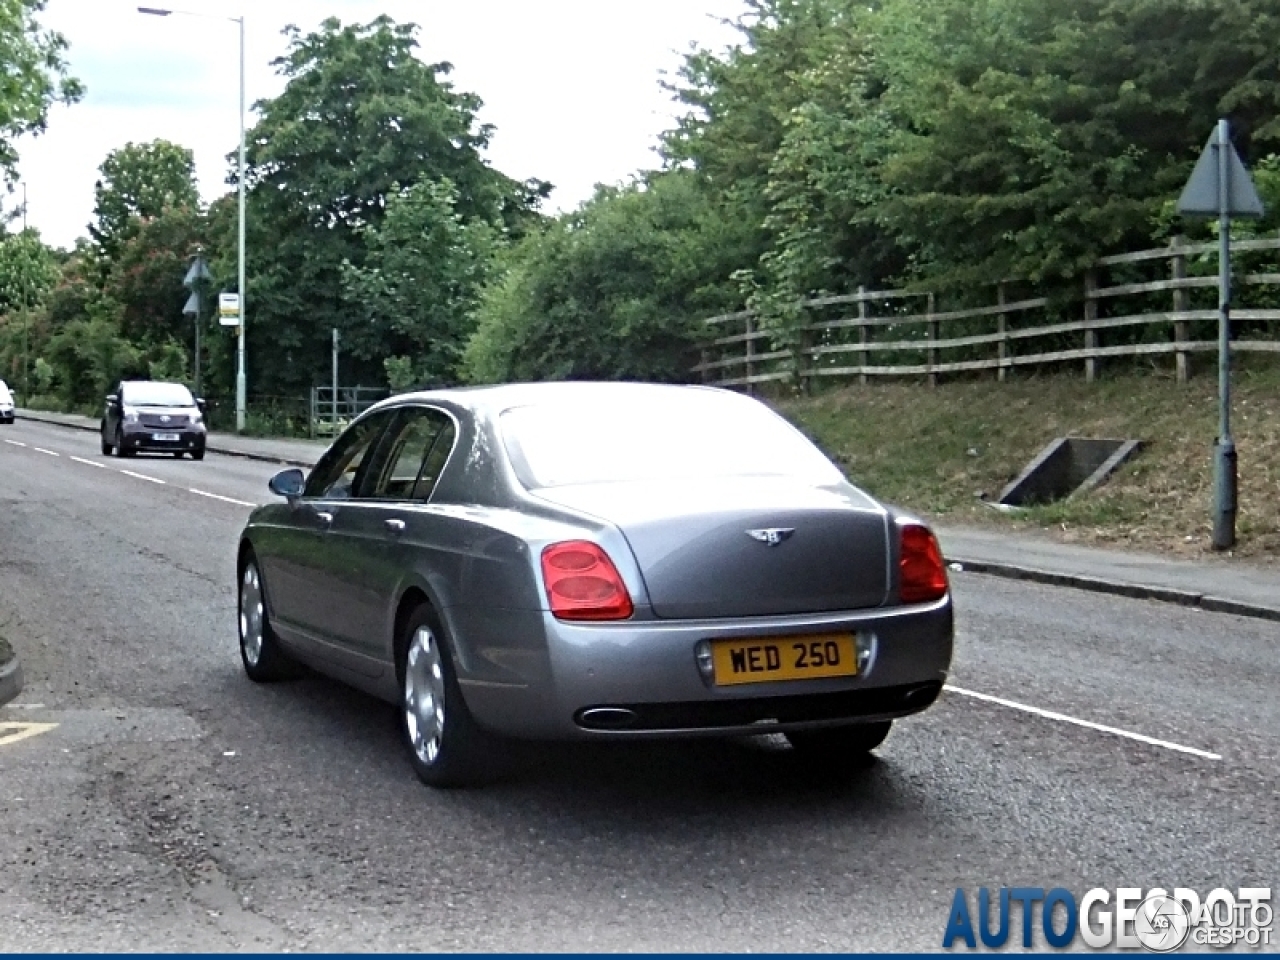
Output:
[777, 366, 1280, 565]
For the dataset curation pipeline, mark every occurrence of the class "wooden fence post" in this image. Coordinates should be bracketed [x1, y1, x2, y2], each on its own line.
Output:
[857, 286, 870, 385]
[927, 292, 939, 387]
[744, 312, 756, 395]
[794, 325, 812, 395]
[1170, 235, 1190, 383]
[997, 283, 1009, 382]
[1084, 269, 1099, 383]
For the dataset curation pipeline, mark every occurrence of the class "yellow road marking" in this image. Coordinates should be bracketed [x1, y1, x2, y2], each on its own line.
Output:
[0, 722, 59, 747]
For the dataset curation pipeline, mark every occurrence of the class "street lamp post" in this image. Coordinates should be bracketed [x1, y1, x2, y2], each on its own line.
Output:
[139, 6, 247, 433]
[20, 182, 29, 404]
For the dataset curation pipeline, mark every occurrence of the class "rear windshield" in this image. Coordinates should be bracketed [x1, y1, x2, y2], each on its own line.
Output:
[500, 391, 844, 489]
[123, 382, 195, 407]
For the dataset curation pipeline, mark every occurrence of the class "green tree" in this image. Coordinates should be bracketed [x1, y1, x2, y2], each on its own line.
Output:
[0, 0, 82, 204]
[0, 227, 60, 395]
[239, 15, 544, 396]
[342, 177, 498, 389]
[464, 170, 750, 384]
[89, 140, 199, 260]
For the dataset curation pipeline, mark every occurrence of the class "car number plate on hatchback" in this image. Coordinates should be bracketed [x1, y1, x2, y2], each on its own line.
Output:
[152, 432, 180, 441]
[711, 633, 856, 686]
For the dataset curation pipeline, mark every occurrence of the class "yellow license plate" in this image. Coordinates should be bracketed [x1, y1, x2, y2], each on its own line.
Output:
[711, 633, 857, 686]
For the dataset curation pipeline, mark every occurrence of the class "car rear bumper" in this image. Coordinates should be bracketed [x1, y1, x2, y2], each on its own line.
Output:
[457, 598, 953, 740]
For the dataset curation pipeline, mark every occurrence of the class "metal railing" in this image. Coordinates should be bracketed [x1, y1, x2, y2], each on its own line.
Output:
[308, 386, 388, 438]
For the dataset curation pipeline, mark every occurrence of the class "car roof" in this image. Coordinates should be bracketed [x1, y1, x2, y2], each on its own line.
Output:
[372, 381, 743, 418]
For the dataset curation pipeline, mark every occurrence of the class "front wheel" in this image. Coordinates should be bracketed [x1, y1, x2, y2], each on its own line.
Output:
[100, 425, 112, 456]
[239, 555, 297, 682]
[191, 447, 205, 461]
[785, 720, 892, 762]
[398, 605, 505, 788]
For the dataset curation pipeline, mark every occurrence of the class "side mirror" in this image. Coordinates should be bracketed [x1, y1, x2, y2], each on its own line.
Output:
[196, 398, 207, 415]
[105, 394, 117, 406]
[268, 468, 306, 501]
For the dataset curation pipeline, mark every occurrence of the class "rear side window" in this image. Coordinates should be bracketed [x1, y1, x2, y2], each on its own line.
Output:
[365, 407, 456, 501]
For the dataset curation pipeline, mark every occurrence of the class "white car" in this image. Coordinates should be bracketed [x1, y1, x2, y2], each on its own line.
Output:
[0, 380, 14, 424]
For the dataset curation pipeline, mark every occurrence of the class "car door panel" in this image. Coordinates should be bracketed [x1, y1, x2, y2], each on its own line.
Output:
[262, 409, 395, 671]
[328, 407, 459, 667]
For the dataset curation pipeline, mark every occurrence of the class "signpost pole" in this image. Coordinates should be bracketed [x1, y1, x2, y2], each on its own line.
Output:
[1177, 119, 1262, 550]
[1213, 119, 1237, 550]
[331, 328, 339, 437]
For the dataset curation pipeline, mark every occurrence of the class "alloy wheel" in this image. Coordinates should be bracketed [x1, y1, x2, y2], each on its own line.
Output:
[404, 625, 447, 765]
[240, 563, 265, 667]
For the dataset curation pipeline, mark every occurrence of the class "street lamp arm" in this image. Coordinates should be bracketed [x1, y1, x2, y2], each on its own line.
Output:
[138, 7, 242, 24]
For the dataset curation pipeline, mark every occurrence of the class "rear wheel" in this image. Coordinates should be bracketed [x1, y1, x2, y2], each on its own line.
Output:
[398, 604, 505, 788]
[238, 554, 297, 682]
[786, 720, 892, 762]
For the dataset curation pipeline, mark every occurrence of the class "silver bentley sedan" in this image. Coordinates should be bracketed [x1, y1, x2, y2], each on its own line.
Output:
[237, 382, 953, 787]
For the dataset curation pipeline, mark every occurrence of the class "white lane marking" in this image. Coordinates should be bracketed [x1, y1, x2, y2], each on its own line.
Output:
[119, 469, 165, 485]
[188, 488, 254, 508]
[3, 439, 27, 447]
[944, 684, 1221, 761]
[70, 456, 107, 469]
[0, 722, 59, 747]
[33, 447, 59, 457]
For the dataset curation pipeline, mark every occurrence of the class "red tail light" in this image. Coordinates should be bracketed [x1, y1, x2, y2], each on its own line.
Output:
[898, 523, 948, 604]
[541, 541, 634, 621]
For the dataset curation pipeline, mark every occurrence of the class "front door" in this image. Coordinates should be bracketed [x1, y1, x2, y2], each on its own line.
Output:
[264, 409, 395, 666]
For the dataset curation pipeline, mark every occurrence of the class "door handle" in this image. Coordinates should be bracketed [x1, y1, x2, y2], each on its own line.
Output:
[315, 511, 334, 529]
[384, 518, 406, 535]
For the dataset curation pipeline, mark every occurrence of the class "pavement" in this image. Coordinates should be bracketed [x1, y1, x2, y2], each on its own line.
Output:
[17, 406, 1280, 624]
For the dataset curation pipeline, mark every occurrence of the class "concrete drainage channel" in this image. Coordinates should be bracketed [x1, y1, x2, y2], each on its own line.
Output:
[0, 635, 23, 708]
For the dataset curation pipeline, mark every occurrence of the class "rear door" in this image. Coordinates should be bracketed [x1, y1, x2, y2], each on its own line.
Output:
[322, 405, 457, 668]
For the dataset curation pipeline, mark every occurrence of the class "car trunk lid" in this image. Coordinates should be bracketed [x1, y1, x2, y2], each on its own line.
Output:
[533, 477, 890, 619]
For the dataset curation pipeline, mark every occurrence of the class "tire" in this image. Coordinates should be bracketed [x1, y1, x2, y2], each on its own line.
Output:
[173, 451, 184, 459]
[114, 427, 130, 458]
[238, 553, 297, 682]
[191, 447, 205, 461]
[397, 604, 505, 788]
[100, 425, 112, 456]
[786, 720, 892, 761]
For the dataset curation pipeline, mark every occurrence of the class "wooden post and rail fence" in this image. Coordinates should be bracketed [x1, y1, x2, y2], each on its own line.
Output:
[692, 236, 1280, 391]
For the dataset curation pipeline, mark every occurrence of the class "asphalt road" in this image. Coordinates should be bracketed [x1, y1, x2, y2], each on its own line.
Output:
[1, 418, 1275, 951]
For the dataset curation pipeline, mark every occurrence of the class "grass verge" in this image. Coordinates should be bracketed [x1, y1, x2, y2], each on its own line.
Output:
[776, 366, 1280, 565]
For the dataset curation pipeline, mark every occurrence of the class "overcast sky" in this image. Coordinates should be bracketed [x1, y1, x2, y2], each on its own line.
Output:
[15, 0, 747, 250]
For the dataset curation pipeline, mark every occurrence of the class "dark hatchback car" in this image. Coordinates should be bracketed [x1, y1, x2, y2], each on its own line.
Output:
[101, 380, 207, 459]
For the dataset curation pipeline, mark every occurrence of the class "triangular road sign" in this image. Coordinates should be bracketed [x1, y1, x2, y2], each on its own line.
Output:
[183, 255, 212, 288]
[1177, 128, 1265, 218]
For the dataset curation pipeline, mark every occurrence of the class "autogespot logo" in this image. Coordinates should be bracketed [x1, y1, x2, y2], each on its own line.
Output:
[942, 886, 1273, 951]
